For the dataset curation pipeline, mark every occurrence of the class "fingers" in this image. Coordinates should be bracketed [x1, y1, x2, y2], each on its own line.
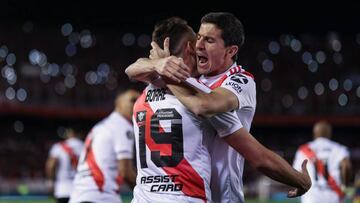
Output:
[287, 188, 298, 198]
[164, 62, 189, 81]
[151, 41, 161, 51]
[163, 37, 170, 55]
[301, 159, 310, 176]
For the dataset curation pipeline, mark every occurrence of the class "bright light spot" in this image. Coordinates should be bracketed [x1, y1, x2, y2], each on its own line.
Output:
[49, 63, 60, 76]
[338, 94, 348, 106]
[5, 87, 16, 100]
[80, 30, 93, 48]
[97, 63, 110, 77]
[343, 79, 353, 91]
[290, 39, 302, 52]
[61, 23, 73, 36]
[331, 39, 342, 52]
[298, 86, 308, 100]
[315, 51, 326, 64]
[64, 75, 76, 88]
[16, 88, 27, 101]
[262, 59, 274, 73]
[0, 45, 8, 59]
[329, 78, 339, 91]
[308, 60, 318, 73]
[62, 63, 74, 76]
[29, 49, 41, 65]
[6, 53, 16, 66]
[3, 66, 17, 85]
[356, 86, 360, 98]
[85, 71, 98, 85]
[14, 120, 24, 133]
[122, 33, 135, 46]
[314, 82, 324, 95]
[268, 41, 280, 54]
[302, 51, 312, 64]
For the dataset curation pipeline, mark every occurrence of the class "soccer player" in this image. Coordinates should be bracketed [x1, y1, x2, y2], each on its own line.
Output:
[46, 128, 84, 203]
[128, 17, 311, 202]
[69, 89, 140, 203]
[127, 12, 258, 202]
[131, 16, 243, 203]
[293, 121, 352, 203]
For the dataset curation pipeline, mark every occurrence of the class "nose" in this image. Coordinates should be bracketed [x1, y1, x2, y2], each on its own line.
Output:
[196, 37, 204, 50]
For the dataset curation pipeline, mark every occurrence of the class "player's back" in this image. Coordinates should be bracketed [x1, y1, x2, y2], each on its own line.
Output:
[294, 137, 349, 203]
[70, 112, 134, 203]
[200, 64, 256, 203]
[132, 84, 212, 203]
[49, 137, 83, 198]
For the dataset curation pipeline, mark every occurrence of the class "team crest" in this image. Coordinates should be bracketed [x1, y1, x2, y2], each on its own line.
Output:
[137, 111, 145, 122]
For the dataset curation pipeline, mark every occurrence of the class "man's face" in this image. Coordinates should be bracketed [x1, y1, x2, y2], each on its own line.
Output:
[196, 23, 229, 75]
[117, 90, 140, 118]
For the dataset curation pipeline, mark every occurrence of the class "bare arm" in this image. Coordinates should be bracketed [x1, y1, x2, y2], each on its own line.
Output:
[45, 156, 57, 181]
[125, 57, 190, 83]
[167, 84, 238, 118]
[125, 58, 161, 83]
[340, 158, 352, 186]
[223, 128, 311, 197]
[118, 159, 137, 189]
[45, 156, 57, 195]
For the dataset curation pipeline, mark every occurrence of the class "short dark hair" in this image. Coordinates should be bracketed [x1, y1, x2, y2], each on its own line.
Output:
[152, 17, 194, 56]
[201, 12, 245, 61]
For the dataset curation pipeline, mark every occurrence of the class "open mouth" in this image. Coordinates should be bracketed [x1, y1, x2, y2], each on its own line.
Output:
[197, 53, 208, 67]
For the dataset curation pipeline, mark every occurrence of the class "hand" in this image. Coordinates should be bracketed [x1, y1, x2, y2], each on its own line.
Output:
[154, 56, 191, 83]
[287, 159, 312, 198]
[149, 37, 170, 59]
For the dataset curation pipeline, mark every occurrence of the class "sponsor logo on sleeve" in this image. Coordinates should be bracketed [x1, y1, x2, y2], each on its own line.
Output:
[224, 74, 248, 93]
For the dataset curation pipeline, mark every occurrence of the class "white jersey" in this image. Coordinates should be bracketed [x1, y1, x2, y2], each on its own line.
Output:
[70, 112, 134, 203]
[293, 137, 350, 203]
[48, 137, 84, 198]
[132, 82, 242, 203]
[199, 63, 257, 203]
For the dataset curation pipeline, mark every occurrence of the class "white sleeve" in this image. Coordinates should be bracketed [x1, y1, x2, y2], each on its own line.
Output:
[335, 146, 350, 163]
[49, 144, 60, 158]
[114, 126, 135, 160]
[208, 111, 243, 138]
[220, 73, 256, 110]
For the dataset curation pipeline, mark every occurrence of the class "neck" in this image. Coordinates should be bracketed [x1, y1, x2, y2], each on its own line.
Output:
[115, 108, 131, 122]
[207, 60, 235, 76]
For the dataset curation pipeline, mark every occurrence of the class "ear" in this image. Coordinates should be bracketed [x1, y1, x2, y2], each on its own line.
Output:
[227, 45, 238, 59]
[184, 41, 194, 55]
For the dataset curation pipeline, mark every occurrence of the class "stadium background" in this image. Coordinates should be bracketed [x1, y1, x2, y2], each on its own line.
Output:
[0, 1, 359, 202]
